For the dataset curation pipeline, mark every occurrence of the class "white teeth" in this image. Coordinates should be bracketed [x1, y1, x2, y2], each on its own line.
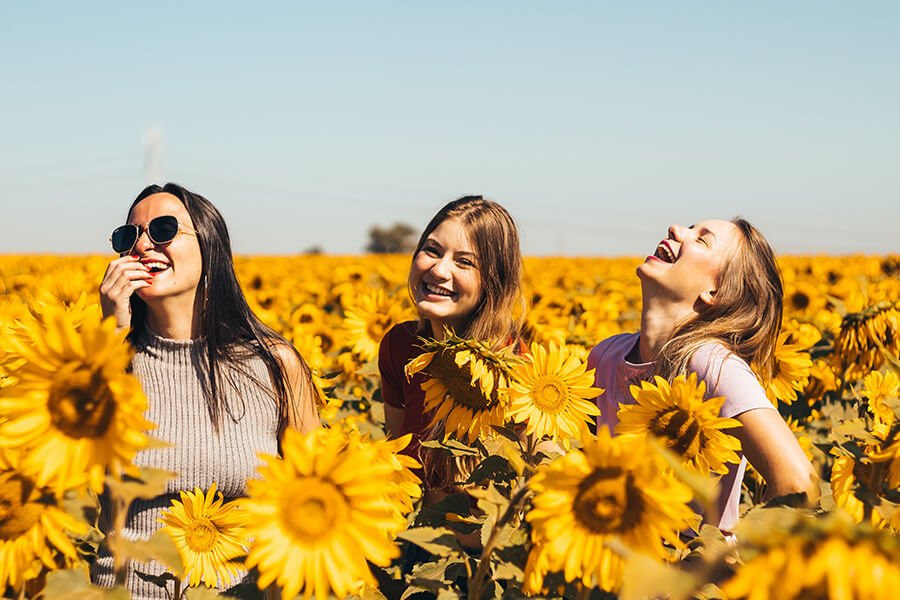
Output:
[655, 243, 676, 263]
[423, 282, 453, 297]
[144, 261, 170, 272]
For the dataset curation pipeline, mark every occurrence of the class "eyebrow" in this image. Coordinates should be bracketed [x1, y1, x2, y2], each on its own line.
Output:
[424, 236, 477, 255]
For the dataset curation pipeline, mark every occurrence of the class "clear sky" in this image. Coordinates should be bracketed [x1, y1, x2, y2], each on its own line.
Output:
[2, 1, 898, 256]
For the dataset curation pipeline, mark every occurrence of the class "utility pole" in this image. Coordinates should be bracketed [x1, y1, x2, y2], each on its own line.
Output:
[143, 124, 164, 185]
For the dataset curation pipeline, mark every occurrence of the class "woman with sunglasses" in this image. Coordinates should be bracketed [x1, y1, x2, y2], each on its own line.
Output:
[93, 183, 319, 598]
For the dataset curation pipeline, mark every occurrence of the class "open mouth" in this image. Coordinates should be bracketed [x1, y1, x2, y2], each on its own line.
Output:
[653, 242, 676, 263]
[422, 281, 454, 298]
[143, 261, 171, 273]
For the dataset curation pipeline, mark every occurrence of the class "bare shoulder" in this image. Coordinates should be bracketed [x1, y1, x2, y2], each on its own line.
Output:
[271, 341, 303, 372]
[269, 340, 320, 432]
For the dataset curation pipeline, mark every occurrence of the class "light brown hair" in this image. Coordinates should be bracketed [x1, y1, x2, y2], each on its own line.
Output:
[414, 195, 526, 491]
[412, 195, 526, 347]
[655, 217, 783, 383]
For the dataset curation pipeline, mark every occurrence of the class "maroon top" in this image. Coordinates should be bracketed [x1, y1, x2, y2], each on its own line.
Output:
[379, 321, 431, 458]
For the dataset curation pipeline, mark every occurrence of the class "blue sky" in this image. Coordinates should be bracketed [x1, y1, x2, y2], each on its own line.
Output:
[2, 2, 898, 255]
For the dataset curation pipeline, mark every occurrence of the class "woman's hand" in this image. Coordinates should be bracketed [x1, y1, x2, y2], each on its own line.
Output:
[99, 255, 150, 329]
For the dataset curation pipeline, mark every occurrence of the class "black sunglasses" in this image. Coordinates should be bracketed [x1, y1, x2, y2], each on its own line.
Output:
[110, 215, 196, 254]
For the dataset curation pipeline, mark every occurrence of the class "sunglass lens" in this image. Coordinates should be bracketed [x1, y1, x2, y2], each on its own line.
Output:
[149, 215, 180, 244]
[111, 225, 138, 253]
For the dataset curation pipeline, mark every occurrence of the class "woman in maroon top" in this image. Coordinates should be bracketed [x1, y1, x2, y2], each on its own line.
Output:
[378, 195, 526, 467]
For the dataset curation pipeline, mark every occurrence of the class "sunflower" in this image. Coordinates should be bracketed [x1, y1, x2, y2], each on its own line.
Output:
[342, 289, 412, 362]
[368, 433, 423, 514]
[0, 306, 153, 494]
[784, 282, 825, 317]
[0, 468, 89, 592]
[507, 341, 602, 448]
[523, 428, 698, 593]
[243, 426, 418, 600]
[405, 334, 517, 443]
[830, 456, 888, 529]
[617, 373, 742, 477]
[763, 332, 812, 406]
[835, 300, 900, 381]
[803, 358, 839, 404]
[159, 482, 248, 588]
[784, 416, 815, 463]
[722, 509, 900, 600]
[781, 318, 823, 349]
[862, 370, 899, 429]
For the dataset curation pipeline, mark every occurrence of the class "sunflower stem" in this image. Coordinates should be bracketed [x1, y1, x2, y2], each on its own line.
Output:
[525, 432, 536, 460]
[110, 488, 129, 587]
[467, 484, 531, 600]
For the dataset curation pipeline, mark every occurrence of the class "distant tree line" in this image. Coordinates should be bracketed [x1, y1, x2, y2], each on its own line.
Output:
[366, 222, 417, 253]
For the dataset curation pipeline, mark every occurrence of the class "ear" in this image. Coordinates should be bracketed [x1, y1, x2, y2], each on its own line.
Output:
[699, 289, 717, 307]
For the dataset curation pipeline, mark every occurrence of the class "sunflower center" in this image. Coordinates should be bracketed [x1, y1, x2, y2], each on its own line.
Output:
[573, 467, 643, 534]
[47, 365, 117, 439]
[185, 517, 219, 553]
[791, 291, 810, 310]
[530, 375, 567, 413]
[0, 473, 43, 540]
[428, 351, 497, 410]
[281, 479, 348, 544]
[649, 407, 704, 458]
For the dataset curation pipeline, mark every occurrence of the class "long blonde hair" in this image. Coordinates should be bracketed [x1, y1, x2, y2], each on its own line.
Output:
[655, 218, 783, 384]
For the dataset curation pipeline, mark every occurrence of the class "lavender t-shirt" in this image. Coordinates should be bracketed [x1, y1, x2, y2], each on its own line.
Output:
[587, 333, 774, 532]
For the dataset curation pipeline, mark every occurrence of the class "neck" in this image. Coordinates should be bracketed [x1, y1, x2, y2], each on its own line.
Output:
[145, 294, 202, 340]
[427, 319, 446, 341]
[638, 296, 694, 363]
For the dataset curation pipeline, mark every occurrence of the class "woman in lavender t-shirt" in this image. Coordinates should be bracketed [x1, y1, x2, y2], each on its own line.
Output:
[588, 218, 816, 534]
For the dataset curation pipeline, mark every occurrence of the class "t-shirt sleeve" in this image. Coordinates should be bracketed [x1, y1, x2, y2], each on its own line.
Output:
[378, 325, 407, 410]
[689, 344, 775, 419]
[587, 333, 639, 433]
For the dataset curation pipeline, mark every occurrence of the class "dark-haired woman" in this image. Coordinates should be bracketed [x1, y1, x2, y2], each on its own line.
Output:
[588, 218, 817, 535]
[93, 183, 319, 597]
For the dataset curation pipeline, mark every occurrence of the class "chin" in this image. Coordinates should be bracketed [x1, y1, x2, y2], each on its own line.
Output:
[416, 305, 449, 322]
[635, 263, 653, 281]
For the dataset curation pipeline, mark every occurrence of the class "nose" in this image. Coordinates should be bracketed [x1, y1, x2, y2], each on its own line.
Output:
[133, 227, 154, 253]
[668, 224, 686, 241]
[430, 255, 452, 280]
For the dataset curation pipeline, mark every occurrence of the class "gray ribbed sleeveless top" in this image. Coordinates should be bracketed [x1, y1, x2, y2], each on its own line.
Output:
[91, 329, 279, 599]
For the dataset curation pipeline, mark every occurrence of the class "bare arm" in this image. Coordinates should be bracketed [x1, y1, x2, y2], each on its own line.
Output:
[383, 392, 407, 439]
[274, 344, 320, 434]
[689, 345, 819, 504]
[731, 408, 818, 503]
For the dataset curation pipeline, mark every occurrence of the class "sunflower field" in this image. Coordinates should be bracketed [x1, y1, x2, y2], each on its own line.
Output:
[0, 253, 899, 599]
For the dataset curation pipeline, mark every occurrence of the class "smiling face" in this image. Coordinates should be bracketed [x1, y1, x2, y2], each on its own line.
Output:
[409, 217, 483, 335]
[127, 192, 203, 306]
[637, 219, 741, 309]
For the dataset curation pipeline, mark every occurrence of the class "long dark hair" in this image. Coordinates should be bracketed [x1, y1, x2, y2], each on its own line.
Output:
[412, 195, 526, 346]
[126, 183, 314, 438]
